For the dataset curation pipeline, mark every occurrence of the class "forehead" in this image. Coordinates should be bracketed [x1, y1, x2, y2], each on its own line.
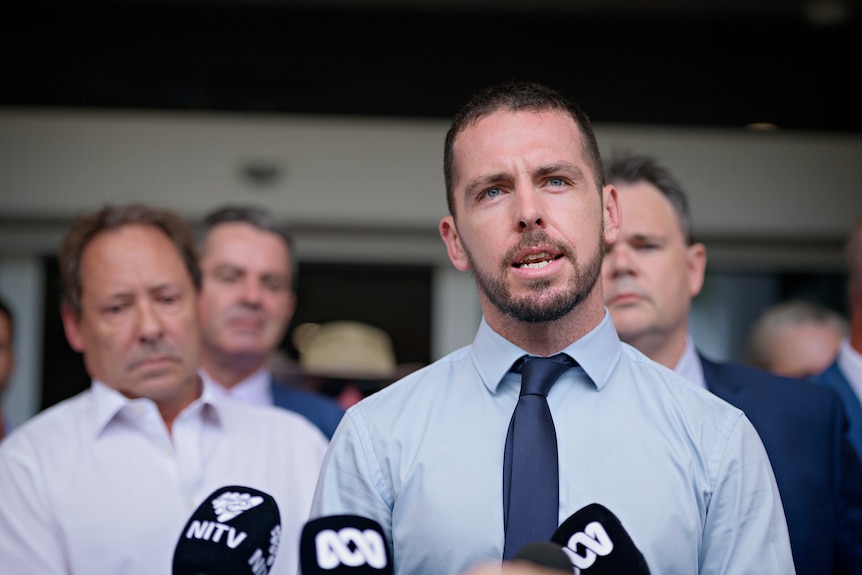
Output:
[452, 109, 589, 179]
[80, 225, 191, 296]
[616, 181, 684, 238]
[203, 223, 289, 268]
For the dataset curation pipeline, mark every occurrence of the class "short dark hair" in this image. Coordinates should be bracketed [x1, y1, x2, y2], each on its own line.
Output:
[0, 294, 13, 339]
[197, 205, 297, 289]
[604, 151, 695, 245]
[60, 204, 201, 315]
[443, 81, 604, 217]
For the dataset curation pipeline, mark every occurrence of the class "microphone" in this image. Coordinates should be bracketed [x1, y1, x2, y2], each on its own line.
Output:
[300, 515, 393, 574]
[550, 503, 650, 574]
[513, 541, 573, 572]
[172, 485, 281, 575]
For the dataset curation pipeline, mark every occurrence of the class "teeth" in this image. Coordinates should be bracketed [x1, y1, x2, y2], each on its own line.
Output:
[520, 260, 552, 269]
[525, 252, 551, 261]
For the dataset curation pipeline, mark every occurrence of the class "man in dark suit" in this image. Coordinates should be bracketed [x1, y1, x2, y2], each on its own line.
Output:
[196, 205, 344, 439]
[817, 213, 862, 462]
[600, 151, 862, 574]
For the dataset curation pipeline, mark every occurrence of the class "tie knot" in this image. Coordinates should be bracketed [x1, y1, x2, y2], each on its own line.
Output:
[517, 353, 576, 397]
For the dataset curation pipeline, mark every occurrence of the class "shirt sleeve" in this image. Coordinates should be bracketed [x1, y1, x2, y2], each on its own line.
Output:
[699, 414, 796, 574]
[309, 409, 394, 558]
[0, 435, 67, 574]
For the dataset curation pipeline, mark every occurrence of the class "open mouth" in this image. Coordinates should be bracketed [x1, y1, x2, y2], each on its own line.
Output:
[513, 251, 563, 270]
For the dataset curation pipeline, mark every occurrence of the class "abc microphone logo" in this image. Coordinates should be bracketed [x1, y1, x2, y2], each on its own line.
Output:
[315, 526, 388, 570]
[561, 521, 614, 570]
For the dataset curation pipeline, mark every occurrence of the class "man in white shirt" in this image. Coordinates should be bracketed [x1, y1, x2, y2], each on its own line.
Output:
[0, 204, 328, 575]
[817, 212, 862, 461]
[196, 205, 343, 438]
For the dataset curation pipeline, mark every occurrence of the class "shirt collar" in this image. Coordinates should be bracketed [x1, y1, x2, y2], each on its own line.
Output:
[673, 335, 706, 389]
[472, 309, 623, 393]
[200, 366, 273, 407]
[91, 376, 222, 438]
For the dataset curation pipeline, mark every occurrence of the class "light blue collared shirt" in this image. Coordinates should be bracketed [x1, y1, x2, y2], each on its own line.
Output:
[310, 312, 793, 575]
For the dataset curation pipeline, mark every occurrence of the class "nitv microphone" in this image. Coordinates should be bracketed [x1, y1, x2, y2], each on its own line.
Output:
[550, 503, 651, 574]
[300, 515, 392, 574]
[172, 485, 282, 575]
[513, 541, 573, 572]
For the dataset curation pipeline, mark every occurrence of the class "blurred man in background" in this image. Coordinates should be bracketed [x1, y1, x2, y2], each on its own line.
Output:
[0, 204, 327, 575]
[817, 213, 862, 462]
[746, 299, 847, 379]
[196, 205, 343, 438]
[601, 151, 862, 574]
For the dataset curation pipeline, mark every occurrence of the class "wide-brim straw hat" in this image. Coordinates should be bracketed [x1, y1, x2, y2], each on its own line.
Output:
[293, 320, 402, 381]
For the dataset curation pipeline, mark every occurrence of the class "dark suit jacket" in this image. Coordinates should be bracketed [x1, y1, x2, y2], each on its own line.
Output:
[817, 361, 862, 463]
[701, 356, 862, 575]
[270, 379, 345, 440]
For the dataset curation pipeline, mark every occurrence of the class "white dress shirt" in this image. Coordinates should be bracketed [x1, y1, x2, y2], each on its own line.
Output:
[674, 335, 707, 389]
[0, 377, 328, 575]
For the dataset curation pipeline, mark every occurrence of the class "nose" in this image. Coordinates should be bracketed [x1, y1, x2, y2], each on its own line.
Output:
[604, 242, 634, 278]
[514, 184, 546, 232]
[137, 301, 164, 343]
[239, 277, 263, 307]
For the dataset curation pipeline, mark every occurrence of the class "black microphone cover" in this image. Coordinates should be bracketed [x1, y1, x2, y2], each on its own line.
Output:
[513, 542, 573, 572]
[300, 515, 393, 574]
[173, 485, 282, 575]
[550, 503, 651, 574]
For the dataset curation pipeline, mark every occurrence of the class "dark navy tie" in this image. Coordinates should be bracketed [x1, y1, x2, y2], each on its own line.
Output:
[502, 353, 575, 560]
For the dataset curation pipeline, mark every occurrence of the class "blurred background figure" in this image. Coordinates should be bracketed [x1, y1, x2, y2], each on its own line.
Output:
[817, 212, 862, 461]
[285, 320, 419, 410]
[746, 299, 848, 378]
[601, 150, 862, 575]
[196, 205, 344, 438]
[0, 295, 15, 441]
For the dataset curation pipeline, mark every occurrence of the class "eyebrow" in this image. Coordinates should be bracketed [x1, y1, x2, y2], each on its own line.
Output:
[534, 162, 588, 183]
[461, 162, 589, 199]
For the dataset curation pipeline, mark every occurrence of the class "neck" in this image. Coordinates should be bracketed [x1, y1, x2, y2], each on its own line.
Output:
[483, 290, 606, 357]
[158, 373, 203, 434]
[622, 327, 688, 370]
[200, 348, 267, 389]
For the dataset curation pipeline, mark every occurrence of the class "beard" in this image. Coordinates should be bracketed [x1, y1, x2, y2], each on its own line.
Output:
[466, 229, 604, 324]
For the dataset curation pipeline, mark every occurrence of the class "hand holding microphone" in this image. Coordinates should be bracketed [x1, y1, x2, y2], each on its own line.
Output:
[172, 485, 281, 575]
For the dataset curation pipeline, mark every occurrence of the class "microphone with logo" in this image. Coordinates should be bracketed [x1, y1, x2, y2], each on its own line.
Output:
[299, 515, 393, 574]
[172, 485, 282, 575]
[550, 503, 651, 574]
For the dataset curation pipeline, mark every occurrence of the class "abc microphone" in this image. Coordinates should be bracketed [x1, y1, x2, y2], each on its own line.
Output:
[550, 503, 651, 574]
[172, 485, 281, 575]
[300, 515, 393, 574]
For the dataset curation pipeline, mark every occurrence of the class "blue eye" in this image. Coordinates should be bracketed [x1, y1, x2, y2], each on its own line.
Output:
[548, 178, 565, 187]
[485, 187, 502, 198]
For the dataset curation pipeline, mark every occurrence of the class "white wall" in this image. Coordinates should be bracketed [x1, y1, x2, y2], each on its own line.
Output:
[1, 108, 860, 422]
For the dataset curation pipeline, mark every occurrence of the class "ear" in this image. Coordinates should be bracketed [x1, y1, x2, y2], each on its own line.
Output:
[60, 304, 86, 353]
[687, 242, 708, 297]
[439, 215, 471, 272]
[601, 184, 622, 247]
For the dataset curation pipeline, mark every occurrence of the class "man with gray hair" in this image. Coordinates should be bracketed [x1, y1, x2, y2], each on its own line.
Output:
[746, 299, 848, 379]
